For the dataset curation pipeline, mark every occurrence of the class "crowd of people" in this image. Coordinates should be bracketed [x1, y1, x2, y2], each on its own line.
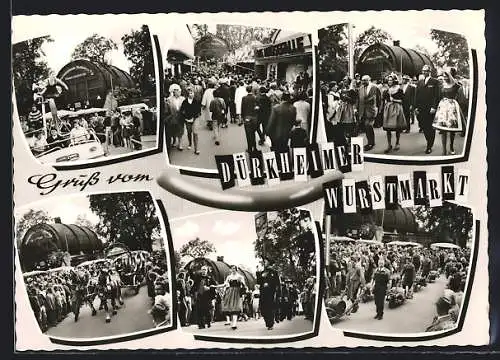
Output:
[321, 65, 469, 155]
[23, 250, 170, 333]
[176, 258, 317, 332]
[163, 68, 313, 157]
[23, 104, 146, 158]
[326, 240, 470, 330]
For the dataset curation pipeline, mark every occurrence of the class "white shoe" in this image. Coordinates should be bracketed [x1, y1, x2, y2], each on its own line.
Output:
[187, 146, 192, 150]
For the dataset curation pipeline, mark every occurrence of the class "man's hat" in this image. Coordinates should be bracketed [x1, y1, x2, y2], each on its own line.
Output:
[403, 74, 411, 80]
[422, 65, 431, 71]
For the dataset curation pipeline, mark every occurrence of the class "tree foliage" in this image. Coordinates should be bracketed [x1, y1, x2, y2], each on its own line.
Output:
[12, 36, 53, 116]
[88, 192, 160, 252]
[411, 203, 473, 248]
[215, 24, 276, 53]
[74, 214, 96, 231]
[15, 209, 53, 249]
[254, 209, 316, 287]
[190, 24, 209, 41]
[71, 34, 118, 63]
[179, 237, 216, 259]
[430, 29, 469, 78]
[354, 26, 392, 64]
[318, 24, 349, 82]
[173, 250, 182, 274]
[121, 25, 155, 95]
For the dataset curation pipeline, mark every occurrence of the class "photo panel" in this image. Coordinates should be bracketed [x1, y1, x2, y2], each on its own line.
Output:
[168, 202, 323, 343]
[322, 200, 478, 339]
[162, 23, 315, 175]
[12, 15, 163, 169]
[316, 21, 476, 164]
[14, 191, 176, 345]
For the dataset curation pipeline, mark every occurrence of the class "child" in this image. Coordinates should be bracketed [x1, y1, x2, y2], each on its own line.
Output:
[289, 118, 309, 148]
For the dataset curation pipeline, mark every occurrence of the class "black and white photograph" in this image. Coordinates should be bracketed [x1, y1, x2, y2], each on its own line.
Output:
[12, 16, 160, 165]
[317, 22, 471, 158]
[323, 201, 474, 335]
[14, 191, 173, 341]
[163, 24, 314, 171]
[170, 207, 320, 339]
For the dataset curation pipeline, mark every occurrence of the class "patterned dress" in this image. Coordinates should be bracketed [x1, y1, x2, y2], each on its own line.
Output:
[433, 83, 466, 132]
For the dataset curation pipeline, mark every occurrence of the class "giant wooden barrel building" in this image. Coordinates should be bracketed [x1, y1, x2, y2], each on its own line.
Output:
[325, 204, 431, 245]
[183, 257, 256, 290]
[56, 59, 136, 109]
[20, 218, 103, 271]
[355, 41, 435, 81]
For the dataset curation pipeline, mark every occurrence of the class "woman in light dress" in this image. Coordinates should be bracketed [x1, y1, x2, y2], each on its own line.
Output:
[213, 265, 247, 330]
[433, 69, 467, 155]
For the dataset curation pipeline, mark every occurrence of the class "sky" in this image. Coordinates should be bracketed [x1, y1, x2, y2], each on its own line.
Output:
[12, 15, 150, 75]
[15, 193, 99, 225]
[169, 210, 261, 272]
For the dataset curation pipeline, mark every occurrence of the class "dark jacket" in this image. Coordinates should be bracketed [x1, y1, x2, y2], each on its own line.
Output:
[416, 77, 441, 111]
[241, 93, 258, 124]
[266, 101, 297, 142]
[402, 83, 417, 112]
[256, 93, 272, 125]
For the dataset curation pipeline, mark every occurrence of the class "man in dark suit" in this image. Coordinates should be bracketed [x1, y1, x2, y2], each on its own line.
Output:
[256, 86, 272, 145]
[356, 75, 380, 150]
[402, 74, 417, 133]
[241, 85, 261, 152]
[372, 259, 390, 320]
[266, 92, 297, 152]
[415, 65, 441, 154]
[256, 258, 281, 330]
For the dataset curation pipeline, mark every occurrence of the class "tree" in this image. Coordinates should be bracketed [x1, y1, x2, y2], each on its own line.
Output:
[215, 24, 276, 53]
[254, 209, 316, 287]
[74, 214, 96, 230]
[354, 26, 392, 64]
[173, 250, 182, 274]
[12, 36, 53, 116]
[414, 44, 432, 58]
[318, 24, 348, 82]
[190, 24, 209, 41]
[88, 192, 160, 252]
[122, 25, 155, 95]
[179, 237, 216, 259]
[430, 29, 469, 78]
[71, 34, 118, 64]
[412, 203, 473, 248]
[15, 209, 53, 249]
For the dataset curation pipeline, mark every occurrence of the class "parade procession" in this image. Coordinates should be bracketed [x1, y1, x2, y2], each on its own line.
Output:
[13, 21, 159, 165]
[323, 202, 473, 334]
[15, 192, 173, 339]
[318, 23, 470, 157]
[171, 207, 319, 338]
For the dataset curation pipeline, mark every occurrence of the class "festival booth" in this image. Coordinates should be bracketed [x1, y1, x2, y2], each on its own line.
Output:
[57, 59, 136, 109]
[19, 217, 103, 272]
[166, 25, 195, 77]
[224, 41, 261, 76]
[254, 30, 313, 83]
[355, 41, 435, 81]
